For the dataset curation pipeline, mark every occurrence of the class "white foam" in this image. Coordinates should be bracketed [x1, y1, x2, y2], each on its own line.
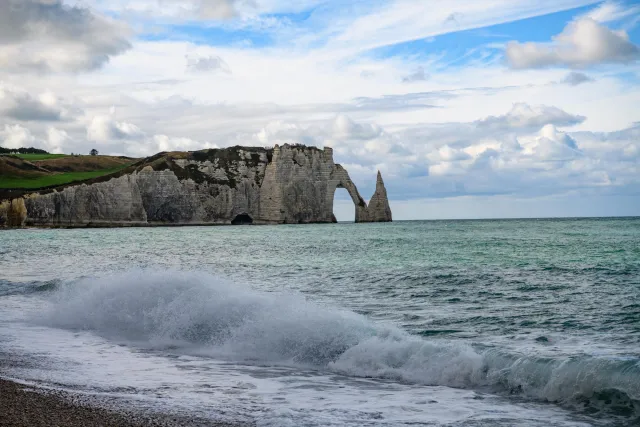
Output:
[37, 270, 640, 409]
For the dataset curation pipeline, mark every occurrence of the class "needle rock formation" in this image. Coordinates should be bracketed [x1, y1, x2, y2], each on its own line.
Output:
[0, 144, 392, 227]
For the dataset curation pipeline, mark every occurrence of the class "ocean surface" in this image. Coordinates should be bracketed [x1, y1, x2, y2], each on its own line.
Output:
[0, 218, 639, 426]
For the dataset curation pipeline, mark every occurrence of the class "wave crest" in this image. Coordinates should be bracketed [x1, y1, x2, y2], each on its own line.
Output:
[40, 270, 640, 417]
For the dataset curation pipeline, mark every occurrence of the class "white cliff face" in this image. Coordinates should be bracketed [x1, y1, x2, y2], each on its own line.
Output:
[1, 144, 392, 227]
[24, 174, 148, 227]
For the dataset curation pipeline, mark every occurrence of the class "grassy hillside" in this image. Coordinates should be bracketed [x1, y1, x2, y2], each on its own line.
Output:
[13, 154, 68, 161]
[0, 154, 135, 189]
[0, 167, 132, 189]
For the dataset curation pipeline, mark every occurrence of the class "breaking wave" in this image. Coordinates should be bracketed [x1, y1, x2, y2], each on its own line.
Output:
[40, 270, 640, 418]
[0, 279, 60, 297]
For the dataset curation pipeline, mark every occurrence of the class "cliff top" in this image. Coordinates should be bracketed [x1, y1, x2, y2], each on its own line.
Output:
[0, 143, 328, 200]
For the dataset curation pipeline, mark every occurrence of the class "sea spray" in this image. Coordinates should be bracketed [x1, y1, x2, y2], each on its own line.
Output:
[39, 270, 640, 416]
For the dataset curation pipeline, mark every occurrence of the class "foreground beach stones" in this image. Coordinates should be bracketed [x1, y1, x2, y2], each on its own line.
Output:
[0, 144, 392, 227]
[0, 378, 246, 427]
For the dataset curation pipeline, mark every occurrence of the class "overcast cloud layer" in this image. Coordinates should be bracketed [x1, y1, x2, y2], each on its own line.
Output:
[0, 0, 639, 219]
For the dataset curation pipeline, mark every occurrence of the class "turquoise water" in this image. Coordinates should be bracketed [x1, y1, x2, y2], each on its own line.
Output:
[0, 218, 639, 426]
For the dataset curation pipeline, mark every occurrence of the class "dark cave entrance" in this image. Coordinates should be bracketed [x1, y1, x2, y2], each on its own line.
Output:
[231, 213, 253, 225]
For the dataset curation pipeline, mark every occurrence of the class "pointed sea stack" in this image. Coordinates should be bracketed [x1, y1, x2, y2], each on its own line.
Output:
[363, 171, 392, 222]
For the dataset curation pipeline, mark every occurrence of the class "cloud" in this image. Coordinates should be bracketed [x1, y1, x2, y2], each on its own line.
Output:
[431, 145, 472, 162]
[329, 1, 603, 57]
[520, 124, 582, 161]
[475, 103, 585, 131]
[332, 114, 383, 140]
[197, 0, 251, 19]
[186, 54, 231, 73]
[0, 123, 66, 153]
[444, 13, 463, 25]
[0, 85, 79, 121]
[346, 92, 447, 112]
[87, 0, 251, 20]
[402, 66, 428, 83]
[253, 115, 413, 181]
[0, 124, 39, 149]
[0, 0, 131, 73]
[85, 111, 216, 156]
[505, 18, 640, 69]
[87, 115, 144, 142]
[571, 124, 640, 162]
[254, 115, 390, 150]
[129, 134, 218, 156]
[560, 71, 593, 86]
[583, 1, 640, 23]
[45, 127, 70, 154]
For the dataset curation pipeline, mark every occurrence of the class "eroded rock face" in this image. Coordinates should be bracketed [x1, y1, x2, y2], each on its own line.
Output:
[0, 198, 28, 227]
[2, 144, 392, 227]
[364, 171, 393, 222]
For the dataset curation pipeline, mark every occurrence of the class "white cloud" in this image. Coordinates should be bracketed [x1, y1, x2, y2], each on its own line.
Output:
[122, 134, 218, 157]
[84, 112, 217, 156]
[432, 145, 472, 162]
[332, 115, 384, 140]
[506, 18, 640, 69]
[520, 124, 581, 161]
[87, 114, 144, 142]
[44, 127, 70, 154]
[0, 0, 131, 73]
[0, 124, 39, 149]
[475, 103, 585, 131]
[253, 115, 413, 180]
[151, 134, 217, 153]
[328, 0, 600, 56]
[0, 85, 79, 121]
[584, 1, 640, 23]
[195, 0, 246, 19]
[96, 0, 251, 20]
[186, 54, 232, 73]
[0, 123, 71, 153]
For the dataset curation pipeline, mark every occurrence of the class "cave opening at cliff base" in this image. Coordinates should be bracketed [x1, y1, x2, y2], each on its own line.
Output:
[231, 213, 253, 225]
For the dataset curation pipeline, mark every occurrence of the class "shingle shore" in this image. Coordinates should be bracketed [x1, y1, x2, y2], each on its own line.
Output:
[0, 378, 248, 427]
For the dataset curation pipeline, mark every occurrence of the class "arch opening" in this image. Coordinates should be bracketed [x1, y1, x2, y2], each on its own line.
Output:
[231, 213, 253, 225]
[332, 186, 355, 223]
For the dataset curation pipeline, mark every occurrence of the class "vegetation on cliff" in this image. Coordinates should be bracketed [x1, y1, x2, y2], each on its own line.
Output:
[0, 146, 50, 155]
[0, 153, 134, 190]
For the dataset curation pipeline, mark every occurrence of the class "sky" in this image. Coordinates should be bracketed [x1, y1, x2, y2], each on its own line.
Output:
[0, 0, 639, 220]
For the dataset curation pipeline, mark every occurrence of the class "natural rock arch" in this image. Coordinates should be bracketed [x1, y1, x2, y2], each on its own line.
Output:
[332, 187, 355, 222]
[326, 165, 391, 223]
[326, 165, 368, 222]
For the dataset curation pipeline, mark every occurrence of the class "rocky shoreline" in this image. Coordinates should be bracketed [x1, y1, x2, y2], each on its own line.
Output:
[0, 378, 248, 427]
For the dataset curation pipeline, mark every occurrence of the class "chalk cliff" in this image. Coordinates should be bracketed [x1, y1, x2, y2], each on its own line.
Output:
[365, 171, 393, 222]
[0, 144, 392, 227]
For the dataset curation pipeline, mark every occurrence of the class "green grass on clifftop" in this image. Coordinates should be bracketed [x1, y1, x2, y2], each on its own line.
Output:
[0, 166, 130, 189]
[11, 153, 68, 161]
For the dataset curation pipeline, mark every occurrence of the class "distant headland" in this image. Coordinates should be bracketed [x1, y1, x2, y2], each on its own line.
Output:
[0, 144, 392, 228]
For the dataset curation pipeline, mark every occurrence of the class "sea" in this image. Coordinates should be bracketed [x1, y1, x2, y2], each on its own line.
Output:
[0, 218, 639, 426]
